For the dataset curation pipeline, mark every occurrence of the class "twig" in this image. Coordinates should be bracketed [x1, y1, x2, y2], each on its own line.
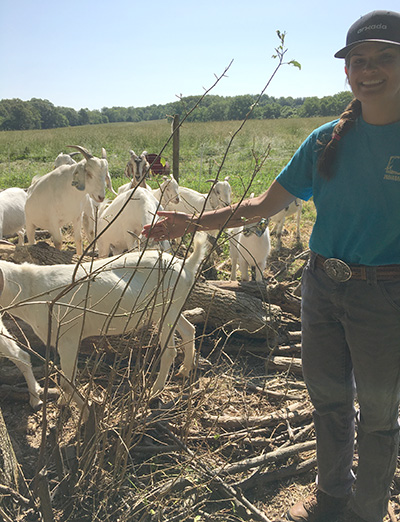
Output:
[34, 469, 55, 522]
[388, 502, 397, 522]
[234, 456, 317, 491]
[0, 484, 31, 505]
[130, 444, 181, 454]
[216, 439, 316, 476]
[0, 507, 14, 522]
[156, 421, 273, 522]
[277, 422, 314, 448]
[273, 249, 310, 279]
[162, 499, 208, 522]
[227, 375, 304, 400]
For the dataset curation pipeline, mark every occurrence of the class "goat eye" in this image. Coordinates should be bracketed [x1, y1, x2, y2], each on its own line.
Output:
[86, 172, 93, 179]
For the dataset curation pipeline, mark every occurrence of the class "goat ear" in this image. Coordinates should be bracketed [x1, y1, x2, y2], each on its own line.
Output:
[71, 164, 86, 191]
[106, 172, 117, 195]
[124, 164, 132, 179]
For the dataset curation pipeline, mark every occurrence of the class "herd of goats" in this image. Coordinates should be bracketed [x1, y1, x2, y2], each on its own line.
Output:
[0, 146, 303, 421]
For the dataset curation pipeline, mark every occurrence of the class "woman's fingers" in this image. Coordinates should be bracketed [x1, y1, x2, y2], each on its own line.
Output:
[142, 219, 167, 238]
[142, 211, 192, 240]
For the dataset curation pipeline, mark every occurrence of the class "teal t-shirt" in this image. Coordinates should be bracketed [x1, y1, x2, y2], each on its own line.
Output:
[276, 117, 400, 266]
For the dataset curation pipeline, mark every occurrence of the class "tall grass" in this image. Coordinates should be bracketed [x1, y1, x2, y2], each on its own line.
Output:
[0, 117, 331, 195]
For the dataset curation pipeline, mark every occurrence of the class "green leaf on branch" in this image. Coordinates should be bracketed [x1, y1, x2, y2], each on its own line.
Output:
[289, 59, 302, 70]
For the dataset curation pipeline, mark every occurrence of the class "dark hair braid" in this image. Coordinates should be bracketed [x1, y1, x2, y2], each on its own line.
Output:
[317, 98, 362, 179]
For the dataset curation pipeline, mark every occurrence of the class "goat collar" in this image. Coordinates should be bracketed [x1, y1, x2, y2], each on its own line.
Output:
[242, 218, 269, 237]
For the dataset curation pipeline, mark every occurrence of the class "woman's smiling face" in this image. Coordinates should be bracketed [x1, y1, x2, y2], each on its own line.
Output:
[345, 42, 400, 107]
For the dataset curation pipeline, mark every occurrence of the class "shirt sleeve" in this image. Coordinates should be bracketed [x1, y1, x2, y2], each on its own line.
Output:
[276, 122, 335, 201]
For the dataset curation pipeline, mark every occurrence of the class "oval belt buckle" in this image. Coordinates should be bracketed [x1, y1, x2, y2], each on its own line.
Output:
[323, 258, 352, 282]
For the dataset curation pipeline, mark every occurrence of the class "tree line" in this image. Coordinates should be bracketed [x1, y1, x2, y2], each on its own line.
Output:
[0, 91, 354, 131]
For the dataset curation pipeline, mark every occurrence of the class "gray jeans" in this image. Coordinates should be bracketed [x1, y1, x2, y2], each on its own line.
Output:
[301, 254, 400, 522]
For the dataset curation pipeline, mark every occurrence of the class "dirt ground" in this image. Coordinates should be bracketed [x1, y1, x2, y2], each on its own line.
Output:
[0, 216, 399, 522]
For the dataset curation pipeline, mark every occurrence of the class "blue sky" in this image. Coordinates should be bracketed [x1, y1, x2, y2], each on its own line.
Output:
[1, 1, 399, 111]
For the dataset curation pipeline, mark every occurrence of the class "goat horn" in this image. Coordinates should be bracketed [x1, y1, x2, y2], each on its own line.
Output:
[67, 145, 93, 160]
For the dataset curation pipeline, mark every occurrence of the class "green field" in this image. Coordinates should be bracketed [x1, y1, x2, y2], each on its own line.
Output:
[0, 116, 331, 198]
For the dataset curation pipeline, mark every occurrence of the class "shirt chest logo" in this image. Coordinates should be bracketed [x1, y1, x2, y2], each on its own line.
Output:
[384, 156, 400, 181]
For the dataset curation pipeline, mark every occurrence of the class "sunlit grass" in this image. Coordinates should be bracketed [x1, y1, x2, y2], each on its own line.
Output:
[0, 117, 330, 201]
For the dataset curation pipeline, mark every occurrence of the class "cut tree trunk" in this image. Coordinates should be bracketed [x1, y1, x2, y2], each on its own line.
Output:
[185, 281, 282, 340]
[12, 242, 93, 265]
[208, 279, 301, 316]
[0, 406, 20, 507]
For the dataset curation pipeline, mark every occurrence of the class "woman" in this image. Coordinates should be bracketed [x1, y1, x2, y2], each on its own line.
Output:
[142, 10, 400, 522]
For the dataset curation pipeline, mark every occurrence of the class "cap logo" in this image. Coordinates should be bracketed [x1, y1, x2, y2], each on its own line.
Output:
[357, 23, 387, 34]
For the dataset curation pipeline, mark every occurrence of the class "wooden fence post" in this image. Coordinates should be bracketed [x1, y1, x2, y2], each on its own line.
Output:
[172, 114, 180, 183]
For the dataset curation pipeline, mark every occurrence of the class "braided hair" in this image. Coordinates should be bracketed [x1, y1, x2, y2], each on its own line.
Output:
[317, 98, 362, 179]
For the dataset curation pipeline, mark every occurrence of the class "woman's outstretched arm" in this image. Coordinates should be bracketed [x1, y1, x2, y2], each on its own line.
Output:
[142, 180, 297, 240]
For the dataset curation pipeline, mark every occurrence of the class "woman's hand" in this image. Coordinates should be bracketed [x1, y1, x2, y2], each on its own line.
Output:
[142, 211, 194, 240]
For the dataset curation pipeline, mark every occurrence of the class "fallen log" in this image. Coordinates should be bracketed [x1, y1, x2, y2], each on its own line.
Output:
[0, 362, 42, 386]
[224, 374, 304, 400]
[272, 344, 301, 356]
[266, 355, 303, 376]
[208, 279, 301, 316]
[0, 384, 59, 404]
[182, 307, 207, 325]
[0, 406, 21, 513]
[202, 401, 312, 429]
[185, 281, 282, 340]
[286, 331, 302, 342]
[12, 242, 92, 265]
[225, 341, 301, 357]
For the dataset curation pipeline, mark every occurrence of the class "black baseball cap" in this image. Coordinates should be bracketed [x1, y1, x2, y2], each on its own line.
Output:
[335, 10, 400, 59]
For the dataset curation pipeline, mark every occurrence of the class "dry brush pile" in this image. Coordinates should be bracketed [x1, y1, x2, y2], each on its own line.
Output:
[0, 224, 398, 522]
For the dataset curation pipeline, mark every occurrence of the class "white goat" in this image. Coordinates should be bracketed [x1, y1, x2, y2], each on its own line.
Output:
[0, 233, 208, 413]
[229, 195, 271, 282]
[25, 146, 110, 256]
[270, 198, 302, 251]
[81, 194, 98, 245]
[54, 150, 117, 195]
[0, 187, 27, 245]
[119, 173, 180, 209]
[0, 316, 42, 409]
[123, 150, 150, 189]
[150, 174, 180, 207]
[54, 151, 80, 168]
[96, 187, 166, 257]
[165, 177, 232, 214]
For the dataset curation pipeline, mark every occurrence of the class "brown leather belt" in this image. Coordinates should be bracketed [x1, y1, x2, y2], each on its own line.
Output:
[315, 254, 400, 282]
